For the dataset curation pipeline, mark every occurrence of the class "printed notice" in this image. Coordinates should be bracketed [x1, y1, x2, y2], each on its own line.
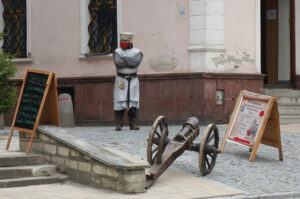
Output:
[267, 9, 277, 20]
[228, 98, 267, 146]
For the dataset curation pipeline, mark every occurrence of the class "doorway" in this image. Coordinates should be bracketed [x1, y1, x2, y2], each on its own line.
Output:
[261, 0, 295, 86]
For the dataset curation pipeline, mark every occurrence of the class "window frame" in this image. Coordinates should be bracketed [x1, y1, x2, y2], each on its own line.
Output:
[79, 0, 121, 59]
[0, 0, 32, 62]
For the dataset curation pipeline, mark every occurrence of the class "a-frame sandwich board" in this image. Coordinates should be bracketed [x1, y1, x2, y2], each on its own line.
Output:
[220, 90, 283, 162]
[6, 68, 60, 154]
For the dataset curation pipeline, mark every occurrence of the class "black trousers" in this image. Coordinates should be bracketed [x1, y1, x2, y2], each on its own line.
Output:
[115, 107, 137, 119]
[128, 107, 137, 119]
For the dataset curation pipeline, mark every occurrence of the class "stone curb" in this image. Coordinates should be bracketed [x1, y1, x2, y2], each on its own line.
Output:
[214, 191, 300, 199]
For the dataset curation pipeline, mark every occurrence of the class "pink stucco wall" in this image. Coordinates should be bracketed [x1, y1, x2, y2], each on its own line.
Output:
[14, 0, 190, 79]
[224, 0, 258, 73]
[122, 0, 190, 74]
[13, 0, 258, 79]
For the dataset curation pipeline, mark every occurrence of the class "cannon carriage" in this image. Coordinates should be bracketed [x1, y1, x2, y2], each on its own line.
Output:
[146, 116, 221, 188]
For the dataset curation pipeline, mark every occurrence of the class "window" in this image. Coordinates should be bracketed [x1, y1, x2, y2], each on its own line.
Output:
[1, 0, 27, 58]
[88, 0, 117, 55]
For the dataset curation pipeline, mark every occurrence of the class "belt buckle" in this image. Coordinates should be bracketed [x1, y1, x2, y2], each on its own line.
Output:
[124, 75, 130, 80]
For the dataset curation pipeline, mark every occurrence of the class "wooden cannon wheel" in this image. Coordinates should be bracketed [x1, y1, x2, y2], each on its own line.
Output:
[147, 115, 169, 165]
[199, 123, 219, 176]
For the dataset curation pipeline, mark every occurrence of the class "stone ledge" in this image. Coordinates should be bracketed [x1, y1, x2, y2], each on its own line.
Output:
[37, 125, 149, 170]
[19, 125, 149, 193]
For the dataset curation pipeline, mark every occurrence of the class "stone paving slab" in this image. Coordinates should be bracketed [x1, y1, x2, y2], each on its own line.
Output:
[0, 168, 243, 199]
[144, 168, 243, 199]
[280, 124, 300, 133]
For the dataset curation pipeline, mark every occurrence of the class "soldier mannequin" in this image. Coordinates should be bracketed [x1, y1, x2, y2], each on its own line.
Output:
[113, 32, 143, 131]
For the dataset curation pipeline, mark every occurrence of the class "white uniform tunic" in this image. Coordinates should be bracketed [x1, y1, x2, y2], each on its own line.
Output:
[113, 47, 143, 111]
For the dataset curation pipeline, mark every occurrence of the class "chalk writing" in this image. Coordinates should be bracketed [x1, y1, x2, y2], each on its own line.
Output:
[14, 72, 49, 130]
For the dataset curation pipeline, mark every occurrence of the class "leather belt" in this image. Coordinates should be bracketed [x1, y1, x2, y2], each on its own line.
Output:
[117, 73, 137, 80]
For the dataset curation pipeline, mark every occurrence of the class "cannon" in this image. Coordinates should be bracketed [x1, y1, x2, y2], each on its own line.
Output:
[146, 116, 221, 188]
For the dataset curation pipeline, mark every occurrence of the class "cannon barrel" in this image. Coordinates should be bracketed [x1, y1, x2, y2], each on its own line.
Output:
[151, 117, 199, 145]
[174, 117, 199, 142]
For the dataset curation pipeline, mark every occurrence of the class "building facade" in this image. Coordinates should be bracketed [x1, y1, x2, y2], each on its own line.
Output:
[2, 0, 298, 124]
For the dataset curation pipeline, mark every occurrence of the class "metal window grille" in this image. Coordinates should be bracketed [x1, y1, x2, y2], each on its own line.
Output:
[88, 0, 117, 54]
[2, 0, 27, 58]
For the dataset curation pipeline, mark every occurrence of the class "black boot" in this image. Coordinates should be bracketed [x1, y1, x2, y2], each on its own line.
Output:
[115, 110, 124, 131]
[129, 118, 140, 130]
[128, 107, 139, 130]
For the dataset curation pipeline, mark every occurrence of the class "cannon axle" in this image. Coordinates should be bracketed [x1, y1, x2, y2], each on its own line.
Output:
[151, 138, 220, 154]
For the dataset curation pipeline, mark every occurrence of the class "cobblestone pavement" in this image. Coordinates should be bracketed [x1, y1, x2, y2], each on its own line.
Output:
[1, 124, 299, 197]
[63, 125, 300, 196]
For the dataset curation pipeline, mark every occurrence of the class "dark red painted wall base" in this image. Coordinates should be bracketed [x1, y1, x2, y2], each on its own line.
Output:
[58, 73, 264, 125]
[5, 73, 265, 126]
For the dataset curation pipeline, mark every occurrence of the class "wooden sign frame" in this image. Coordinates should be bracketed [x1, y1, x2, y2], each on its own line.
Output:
[6, 68, 60, 154]
[220, 90, 283, 162]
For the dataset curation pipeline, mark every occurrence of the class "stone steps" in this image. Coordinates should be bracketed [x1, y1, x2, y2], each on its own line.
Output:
[0, 153, 67, 188]
[262, 88, 300, 97]
[0, 165, 57, 179]
[278, 106, 300, 116]
[0, 174, 67, 188]
[277, 97, 300, 106]
[279, 116, 300, 125]
[262, 89, 300, 105]
[0, 154, 45, 167]
[262, 89, 300, 124]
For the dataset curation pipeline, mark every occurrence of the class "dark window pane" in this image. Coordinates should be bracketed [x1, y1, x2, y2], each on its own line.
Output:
[88, 0, 117, 54]
[2, 0, 27, 58]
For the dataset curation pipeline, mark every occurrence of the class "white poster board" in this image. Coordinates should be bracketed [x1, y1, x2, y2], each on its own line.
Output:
[228, 97, 267, 147]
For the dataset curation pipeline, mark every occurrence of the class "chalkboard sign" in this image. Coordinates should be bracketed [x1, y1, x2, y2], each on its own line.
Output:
[220, 90, 283, 162]
[14, 72, 49, 130]
[6, 68, 60, 154]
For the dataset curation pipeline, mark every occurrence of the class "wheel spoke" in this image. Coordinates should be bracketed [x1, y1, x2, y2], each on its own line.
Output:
[159, 122, 163, 132]
[152, 147, 158, 153]
[214, 141, 219, 148]
[208, 153, 214, 158]
[155, 130, 161, 138]
[153, 153, 158, 161]
[208, 133, 215, 143]
[205, 156, 211, 168]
